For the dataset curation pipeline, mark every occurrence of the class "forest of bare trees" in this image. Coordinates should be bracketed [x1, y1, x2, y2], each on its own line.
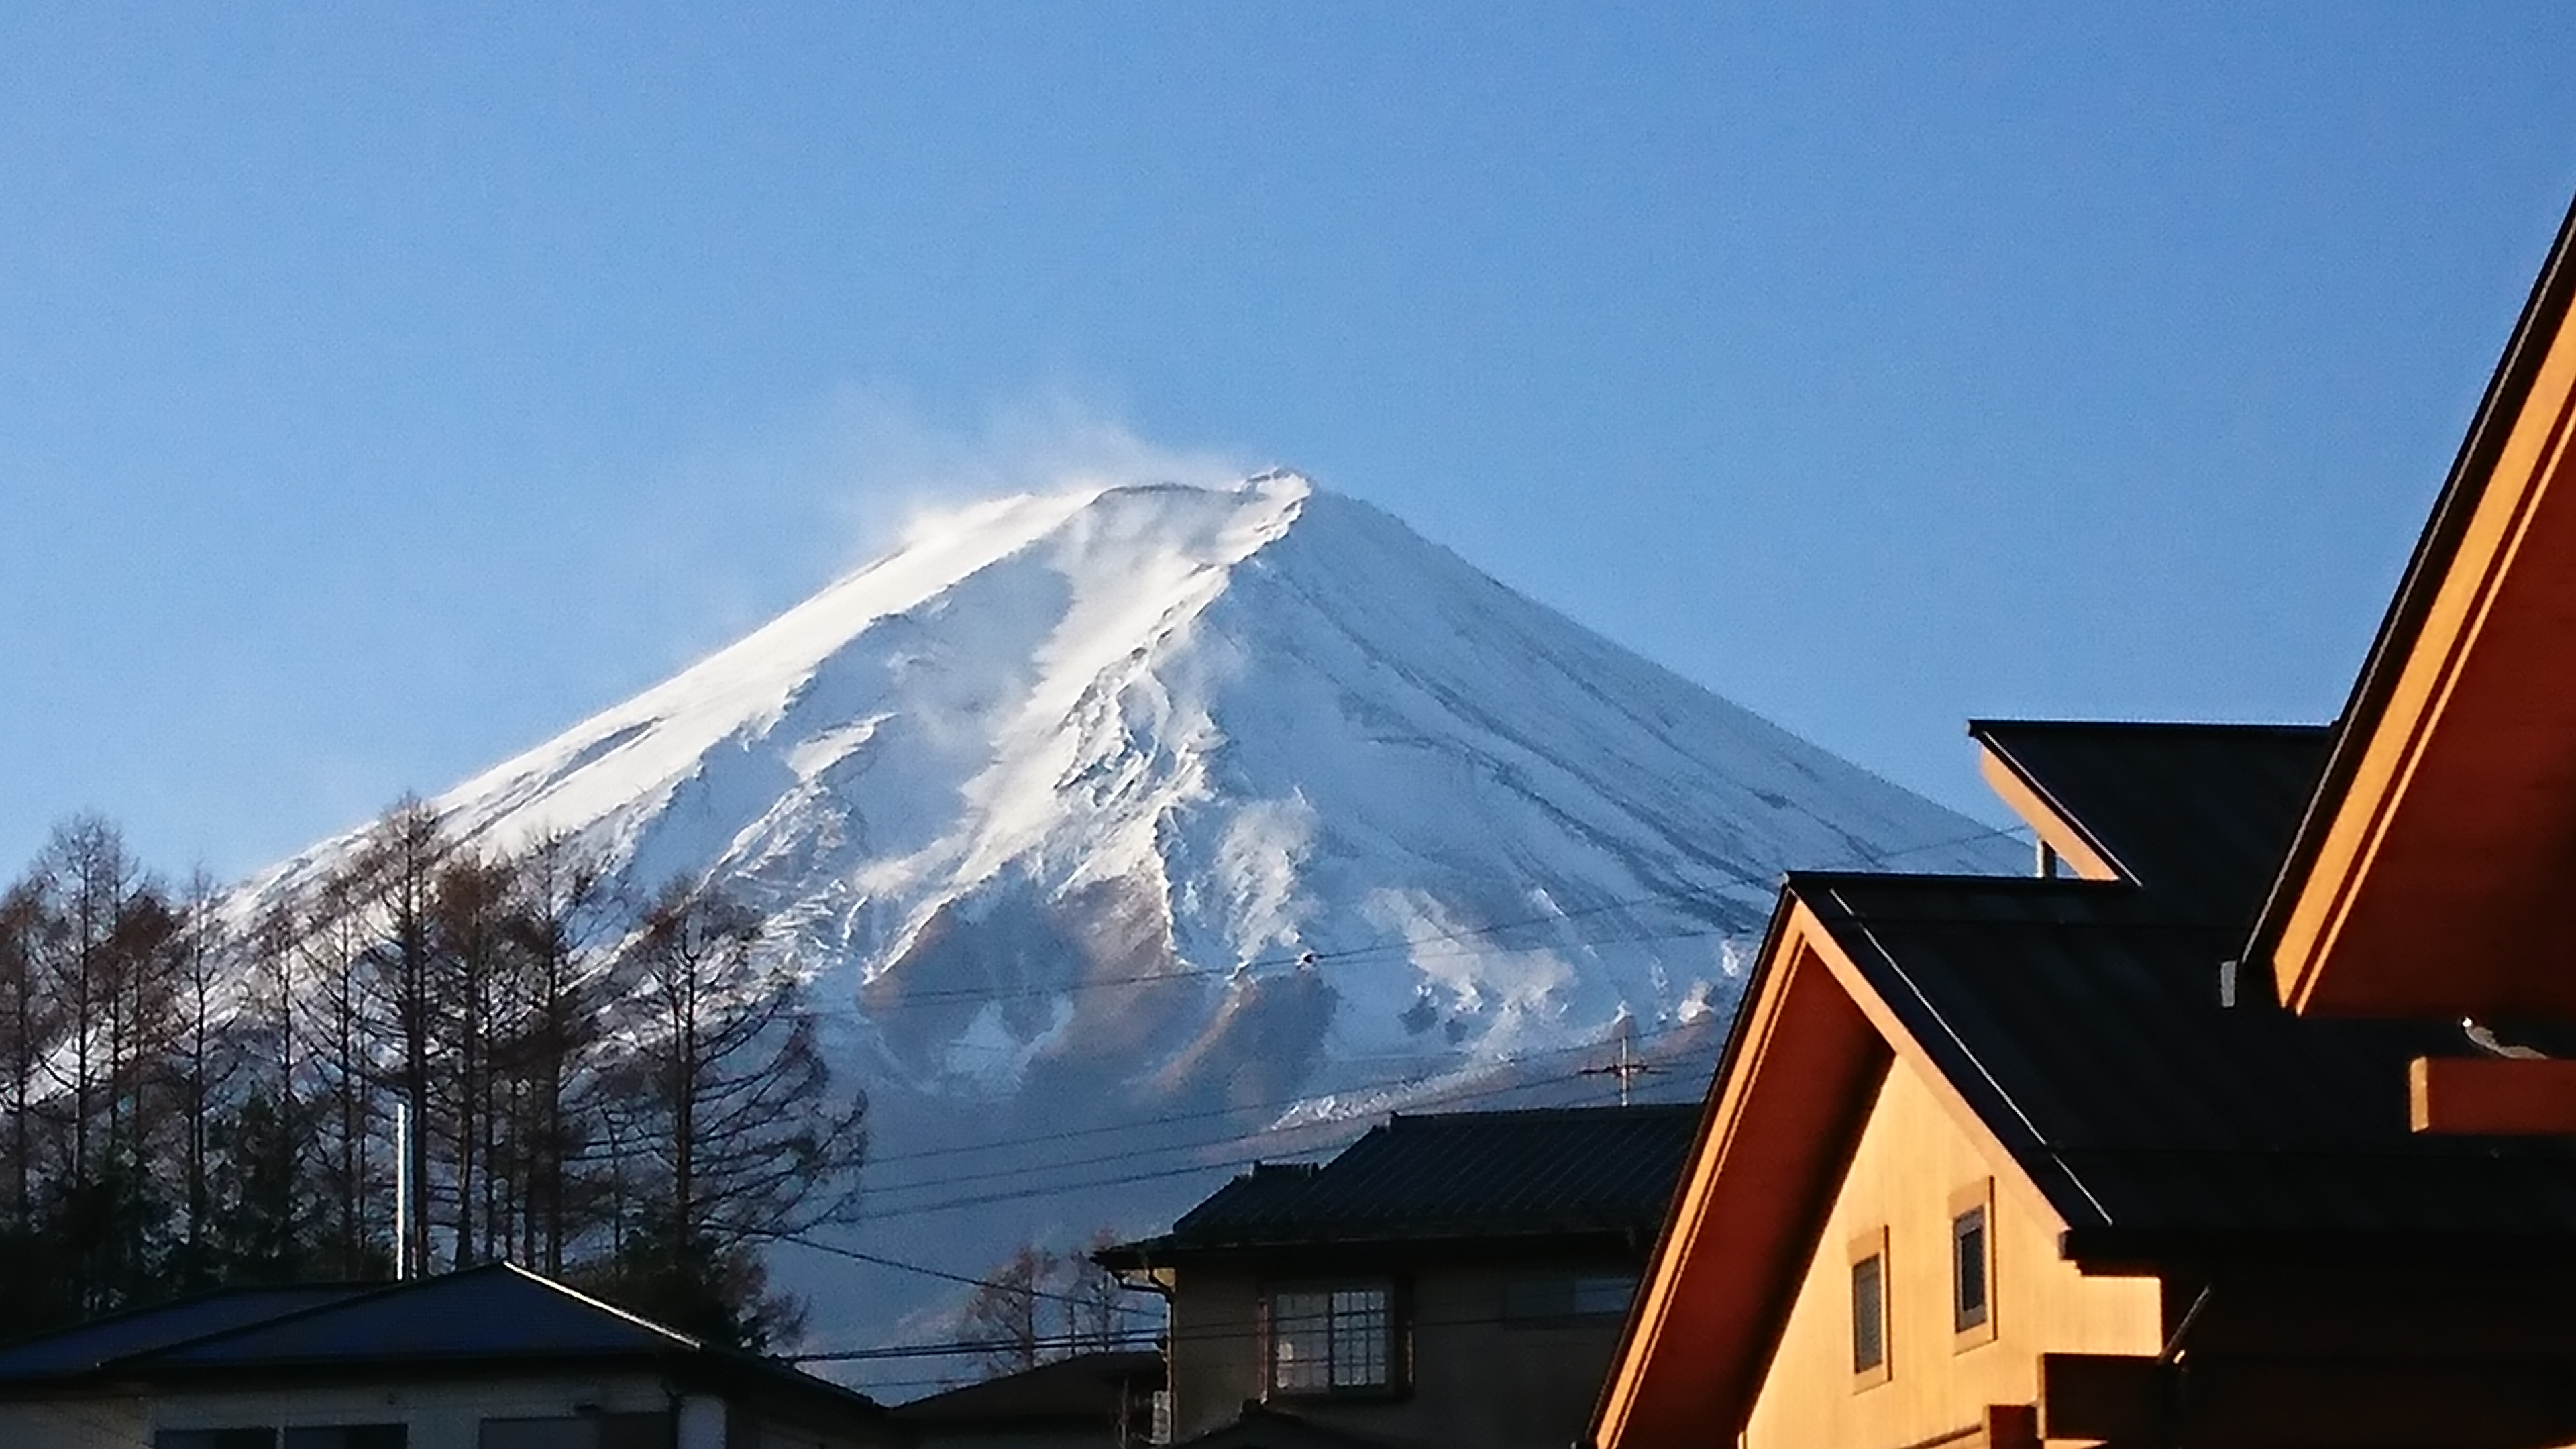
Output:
[961, 1230, 1134, 1376]
[0, 802, 867, 1349]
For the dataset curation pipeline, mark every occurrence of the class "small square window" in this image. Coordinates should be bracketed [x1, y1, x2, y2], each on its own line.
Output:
[1951, 1179, 1998, 1348]
[1851, 1254, 1885, 1371]
[1848, 1227, 1889, 1388]
[1953, 1205, 1989, 1331]
[1502, 1271, 1638, 1324]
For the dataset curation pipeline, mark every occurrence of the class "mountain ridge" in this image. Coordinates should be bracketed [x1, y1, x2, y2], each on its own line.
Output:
[232, 470, 2015, 1365]
[248, 471, 2011, 1093]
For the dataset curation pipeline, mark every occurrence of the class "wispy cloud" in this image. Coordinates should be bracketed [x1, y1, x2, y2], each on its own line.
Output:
[605, 387, 1262, 678]
[793, 388, 1261, 568]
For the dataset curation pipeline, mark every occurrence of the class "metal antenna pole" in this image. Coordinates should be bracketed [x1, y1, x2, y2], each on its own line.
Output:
[394, 1095, 411, 1280]
[1579, 1029, 1660, 1106]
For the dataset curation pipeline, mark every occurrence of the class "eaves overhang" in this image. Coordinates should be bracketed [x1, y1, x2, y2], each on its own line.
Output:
[2253, 189, 2576, 1019]
[1588, 877, 2082, 1449]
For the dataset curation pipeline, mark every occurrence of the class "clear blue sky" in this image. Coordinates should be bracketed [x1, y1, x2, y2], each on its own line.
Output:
[5, 5, 2573, 879]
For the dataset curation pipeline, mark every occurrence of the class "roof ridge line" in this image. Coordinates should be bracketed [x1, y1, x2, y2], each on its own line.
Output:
[110, 1260, 702, 1371]
[491, 1260, 706, 1352]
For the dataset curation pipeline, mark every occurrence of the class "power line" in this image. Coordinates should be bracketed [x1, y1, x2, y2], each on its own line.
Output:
[828, 898, 1733, 1014]
[856, 1010, 1720, 1182]
[856, 1022, 1711, 1202]
[757, 1232, 1156, 1318]
[814, 824, 2021, 1198]
[791, 1294, 1662, 1368]
[822, 820, 2025, 1016]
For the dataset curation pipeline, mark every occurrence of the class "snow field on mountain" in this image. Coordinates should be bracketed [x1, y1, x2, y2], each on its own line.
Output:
[235, 469, 2017, 1364]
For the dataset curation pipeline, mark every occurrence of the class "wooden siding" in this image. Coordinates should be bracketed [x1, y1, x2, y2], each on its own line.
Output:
[2266, 193, 2576, 1020]
[1743, 1057, 2158, 1449]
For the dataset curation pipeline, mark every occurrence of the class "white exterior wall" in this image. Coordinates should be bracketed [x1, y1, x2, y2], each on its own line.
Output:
[162, 1371, 671, 1449]
[0, 1395, 150, 1449]
[0, 1374, 665, 1449]
[0, 1373, 888, 1449]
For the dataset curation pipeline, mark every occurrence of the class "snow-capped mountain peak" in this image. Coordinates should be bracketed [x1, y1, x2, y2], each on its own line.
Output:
[241, 469, 2017, 1365]
[261, 471, 2011, 1099]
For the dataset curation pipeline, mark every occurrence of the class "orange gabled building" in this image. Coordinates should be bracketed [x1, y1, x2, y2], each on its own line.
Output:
[1592, 192, 2576, 1449]
[2252, 190, 2576, 1134]
[1592, 724, 2576, 1449]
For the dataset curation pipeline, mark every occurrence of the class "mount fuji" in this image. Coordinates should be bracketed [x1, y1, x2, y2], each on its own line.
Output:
[244, 470, 2015, 1372]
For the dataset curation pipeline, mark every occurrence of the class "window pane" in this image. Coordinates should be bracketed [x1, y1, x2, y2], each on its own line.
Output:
[1267, 1285, 1395, 1392]
[1851, 1254, 1885, 1373]
[1330, 1288, 1389, 1388]
[480, 1421, 594, 1449]
[1953, 1206, 1989, 1330]
[1269, 1291, 1332, 1392]
[286, 1430, 407, 1449]
[595, 1414, 674, 1449]
[159, 1433, 278, 1449]
[1571, 1274, 1637, 1318]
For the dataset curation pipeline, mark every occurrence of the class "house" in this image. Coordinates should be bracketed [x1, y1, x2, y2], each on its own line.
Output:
[1592, 191, 2576, 1449]
[1592, 720, 2576, 1449]
[0, 1261, 900, 1449]
[2250, 186, 2576, 1097]
[1097, 1104, 1698, 1449]
[889, 1349, 1162, 1449]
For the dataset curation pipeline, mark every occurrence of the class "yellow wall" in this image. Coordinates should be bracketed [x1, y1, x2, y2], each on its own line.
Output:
[1743, 1059, 2159, 1448]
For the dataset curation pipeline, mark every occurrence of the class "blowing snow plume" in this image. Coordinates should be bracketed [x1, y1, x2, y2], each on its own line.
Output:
[238, 471, 2017, 1373]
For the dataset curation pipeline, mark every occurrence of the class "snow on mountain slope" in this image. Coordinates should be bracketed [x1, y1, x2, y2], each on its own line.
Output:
[258, 472, 2005, 1090]
[241, 470, 2015, 1362]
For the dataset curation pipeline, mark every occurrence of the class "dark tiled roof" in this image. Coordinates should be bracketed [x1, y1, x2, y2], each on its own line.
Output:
[890, 1350, 1161, 1426]
[1171, 1401, 1413, 1449]
[0, 1285, 369, 1381]
[1105, 1105, 1696, 1261]
[1794, 870, 2576, 1252]
[1970, 720, 2330, 926]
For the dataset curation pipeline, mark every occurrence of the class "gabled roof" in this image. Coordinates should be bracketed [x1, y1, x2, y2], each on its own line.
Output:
[889, 1349, 1161, 1429]
[1971, 720, 2329, 926]
[1100, 1105, 1697, 1265]
[119, 1261, 698, 1371]
[0, 1285, 370, 1382]
[1798, 871, 2576, 1251]
[2255, 191, 2576, 1017]
[1595, 718, 2576, 1449]
[0, 1263, 885, 1426]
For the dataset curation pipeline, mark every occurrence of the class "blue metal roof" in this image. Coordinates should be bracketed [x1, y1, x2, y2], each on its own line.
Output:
[0, 1285, 369, 1381]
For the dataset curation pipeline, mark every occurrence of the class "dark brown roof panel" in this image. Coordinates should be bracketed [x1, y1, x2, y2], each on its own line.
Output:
[1794, 871, 2576, 1250]
[889, 1349, 1161, 1427]
[1106, 1104, 1696, 1260]
[1970, 720, 2330, 926]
